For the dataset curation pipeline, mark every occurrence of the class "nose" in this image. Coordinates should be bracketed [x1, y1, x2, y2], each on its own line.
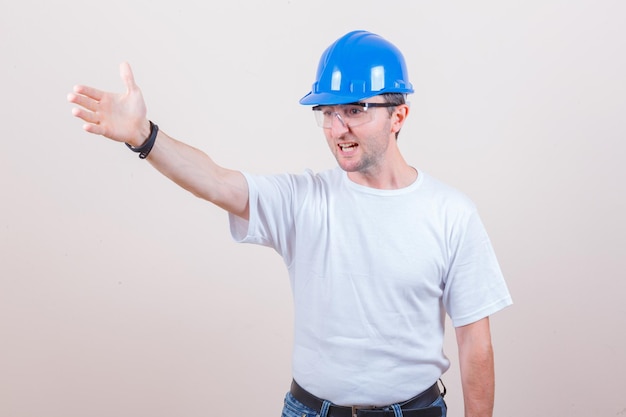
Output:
[328, 112, 349, 135]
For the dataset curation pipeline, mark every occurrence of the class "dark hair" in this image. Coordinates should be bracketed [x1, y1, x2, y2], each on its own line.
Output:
[381, 93, 407, 139]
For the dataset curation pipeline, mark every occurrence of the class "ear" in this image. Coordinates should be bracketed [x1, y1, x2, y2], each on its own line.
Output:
[391, 104, 410, 135]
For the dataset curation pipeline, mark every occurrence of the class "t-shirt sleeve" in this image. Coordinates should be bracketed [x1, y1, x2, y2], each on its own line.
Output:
[229, 172, 263, 244]
[442, 207, 513, 327]
[228, 172, 299, 262]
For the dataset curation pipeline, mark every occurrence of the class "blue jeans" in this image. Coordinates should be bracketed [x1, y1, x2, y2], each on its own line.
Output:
[281, 392, 447, 417]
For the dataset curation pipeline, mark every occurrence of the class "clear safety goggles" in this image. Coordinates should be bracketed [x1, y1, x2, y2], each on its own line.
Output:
[311, 102, 397, 128]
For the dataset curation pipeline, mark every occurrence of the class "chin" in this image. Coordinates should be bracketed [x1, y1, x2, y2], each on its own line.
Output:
[338, 163, 362, 173]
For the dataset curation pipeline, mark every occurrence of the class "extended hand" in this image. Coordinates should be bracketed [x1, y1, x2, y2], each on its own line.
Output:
[68, 62, 150, 147]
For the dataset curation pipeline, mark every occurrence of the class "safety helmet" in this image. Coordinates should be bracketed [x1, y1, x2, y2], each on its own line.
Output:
[299, 30, 414, 105]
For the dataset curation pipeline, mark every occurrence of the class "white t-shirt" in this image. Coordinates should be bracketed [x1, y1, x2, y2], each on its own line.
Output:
[229, 167, 512, 405]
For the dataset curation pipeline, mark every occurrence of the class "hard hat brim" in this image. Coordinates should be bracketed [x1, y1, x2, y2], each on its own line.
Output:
[299, 91, 378, 106]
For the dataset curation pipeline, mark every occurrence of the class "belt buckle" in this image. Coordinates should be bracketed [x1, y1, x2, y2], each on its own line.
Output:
[351, 405, 378, 417]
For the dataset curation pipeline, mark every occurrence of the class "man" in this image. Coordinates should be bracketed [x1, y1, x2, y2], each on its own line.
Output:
[68, 30, 512, 417]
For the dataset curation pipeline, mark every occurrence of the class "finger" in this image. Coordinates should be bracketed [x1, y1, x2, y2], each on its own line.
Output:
[71, 107, 99, 125]
[83, 122, 106, 136]
[73, 84, 104, 101]
[120, 62, 138, 92]
[74, 109, 107, 137]
[67, 92, 99, 112]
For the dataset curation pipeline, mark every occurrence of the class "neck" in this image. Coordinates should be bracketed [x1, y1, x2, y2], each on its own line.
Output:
[347, 157, 417, 189]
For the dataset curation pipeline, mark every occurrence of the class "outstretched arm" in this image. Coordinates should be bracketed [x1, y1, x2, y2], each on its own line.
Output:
[67, 62, 249, 219]
[455, 316, 495, 417]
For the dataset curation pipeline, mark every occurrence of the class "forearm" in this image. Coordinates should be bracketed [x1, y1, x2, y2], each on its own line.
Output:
[146, 130, 249, 218]
[68, 63, 249, 219]
[456, 317, 495, 417]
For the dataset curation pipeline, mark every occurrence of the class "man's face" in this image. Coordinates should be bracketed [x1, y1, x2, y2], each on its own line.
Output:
[319, 97, 400, 176]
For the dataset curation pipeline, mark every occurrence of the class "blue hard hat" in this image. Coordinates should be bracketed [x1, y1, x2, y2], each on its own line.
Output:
[300, 30, 414, 105]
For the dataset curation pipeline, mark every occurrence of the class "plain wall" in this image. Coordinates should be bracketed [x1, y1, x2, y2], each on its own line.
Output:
[1, 1, 625, 416]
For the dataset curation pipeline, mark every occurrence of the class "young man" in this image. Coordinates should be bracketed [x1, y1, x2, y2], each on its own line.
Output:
[68, 30, 512, 417]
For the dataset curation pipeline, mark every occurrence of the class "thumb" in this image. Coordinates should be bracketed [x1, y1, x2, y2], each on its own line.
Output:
[119, 61, 138, 92]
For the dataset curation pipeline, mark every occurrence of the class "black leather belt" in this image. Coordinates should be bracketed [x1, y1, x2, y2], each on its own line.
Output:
[290, 380, 443, 417]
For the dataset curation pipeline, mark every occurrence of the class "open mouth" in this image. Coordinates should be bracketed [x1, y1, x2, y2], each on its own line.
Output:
[338, 143, 358, 151]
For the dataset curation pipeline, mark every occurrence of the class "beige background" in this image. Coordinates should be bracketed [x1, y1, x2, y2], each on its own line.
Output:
[1, 1, 625, 416]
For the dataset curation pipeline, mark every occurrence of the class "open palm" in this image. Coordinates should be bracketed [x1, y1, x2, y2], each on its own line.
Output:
[68, 62, 149, 146]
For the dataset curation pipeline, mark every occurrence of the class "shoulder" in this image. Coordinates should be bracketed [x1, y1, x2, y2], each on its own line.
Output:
[419, 171, 477, 213]
[242, 167, 340, 194]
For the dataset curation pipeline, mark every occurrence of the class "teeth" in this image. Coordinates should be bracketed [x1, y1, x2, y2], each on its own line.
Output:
[339, 143, 356, 150]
